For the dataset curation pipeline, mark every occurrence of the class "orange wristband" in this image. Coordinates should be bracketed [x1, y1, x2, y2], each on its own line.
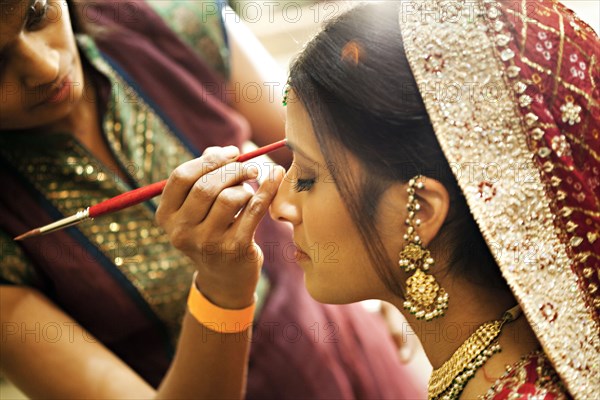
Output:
[187, 272, 256, 334]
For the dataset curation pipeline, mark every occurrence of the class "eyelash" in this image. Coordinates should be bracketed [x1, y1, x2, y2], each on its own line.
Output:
[293, 178, 315, 192]
[27, 0, 49, 30]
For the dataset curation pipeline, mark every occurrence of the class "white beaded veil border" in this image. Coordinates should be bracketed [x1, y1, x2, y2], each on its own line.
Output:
[398, 0, 600, 398]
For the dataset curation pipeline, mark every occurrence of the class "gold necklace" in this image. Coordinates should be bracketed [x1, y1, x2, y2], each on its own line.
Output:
[428, 304, 522, 400]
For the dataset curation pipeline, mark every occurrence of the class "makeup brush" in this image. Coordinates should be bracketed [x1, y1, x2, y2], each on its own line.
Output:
[14, 140, 287, 241]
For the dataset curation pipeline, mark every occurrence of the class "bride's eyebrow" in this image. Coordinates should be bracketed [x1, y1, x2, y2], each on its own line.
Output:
[285, 140, 318, 164]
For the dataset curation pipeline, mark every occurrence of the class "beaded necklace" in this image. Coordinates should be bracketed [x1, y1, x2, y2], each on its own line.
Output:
[428, 304, 522, 400]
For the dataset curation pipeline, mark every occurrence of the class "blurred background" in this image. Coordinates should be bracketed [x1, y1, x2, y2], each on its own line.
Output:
[1, 0, 598, 398]
[230, 0, 599, 70]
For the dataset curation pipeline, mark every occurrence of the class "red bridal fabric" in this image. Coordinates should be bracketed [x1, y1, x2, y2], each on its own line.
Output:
[483, 351, 570, 400]
[399, 0, 599, 397]
[496, 0, 600, 326]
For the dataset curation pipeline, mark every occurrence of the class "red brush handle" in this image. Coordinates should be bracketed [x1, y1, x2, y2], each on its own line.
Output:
[89, 180, 167, 218]
[237, 139, 286, 162]
[88, 139, 287, 219]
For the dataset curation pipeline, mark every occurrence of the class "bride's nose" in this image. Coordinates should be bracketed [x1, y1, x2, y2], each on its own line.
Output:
[269, 171, 301, 226]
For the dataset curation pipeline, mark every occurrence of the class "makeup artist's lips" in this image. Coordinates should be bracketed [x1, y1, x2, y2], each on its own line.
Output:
[47, 74, 72, 104]
[36, 73, 73, 107]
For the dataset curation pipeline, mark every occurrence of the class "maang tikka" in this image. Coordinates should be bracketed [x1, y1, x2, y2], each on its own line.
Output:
[399, 176, 448, 321]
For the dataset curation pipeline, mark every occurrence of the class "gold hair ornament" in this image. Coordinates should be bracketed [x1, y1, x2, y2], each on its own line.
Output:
[282, 79, 291, 106]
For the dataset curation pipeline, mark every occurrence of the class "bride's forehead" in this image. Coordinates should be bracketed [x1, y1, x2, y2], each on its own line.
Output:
[285, 99, 311, 133]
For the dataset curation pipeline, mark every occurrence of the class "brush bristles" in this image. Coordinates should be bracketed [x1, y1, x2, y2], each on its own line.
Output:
[14, 229, 41, 241]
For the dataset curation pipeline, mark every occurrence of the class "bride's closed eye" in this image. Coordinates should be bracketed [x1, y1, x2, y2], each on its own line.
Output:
[293, 178, 315, 192]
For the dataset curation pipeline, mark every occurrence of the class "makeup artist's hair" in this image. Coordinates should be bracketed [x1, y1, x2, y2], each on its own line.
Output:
[288, 2, 509, 296]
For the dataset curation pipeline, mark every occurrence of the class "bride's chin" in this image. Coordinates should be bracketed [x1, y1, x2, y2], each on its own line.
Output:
[304, 277, 361, 305]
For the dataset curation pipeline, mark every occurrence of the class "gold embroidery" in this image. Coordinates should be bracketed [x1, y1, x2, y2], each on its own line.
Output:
[590, 54, 598, 95]
[520, 56, 600, 107]
[481, 351, 570, 400]
[568, 207, 600, 219]
[574, 252, 600, 262]
[562, 131, 600, 163]
[505, 8, 597, 61]
[519, 0, 528, 54]
[550, 4, 565, 106]
[399, 1, 599, 398]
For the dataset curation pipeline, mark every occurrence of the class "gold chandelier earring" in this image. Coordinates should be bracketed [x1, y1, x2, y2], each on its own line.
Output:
[399, 176, 448, 321]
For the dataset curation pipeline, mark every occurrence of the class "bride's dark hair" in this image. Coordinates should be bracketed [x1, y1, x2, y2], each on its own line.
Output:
[288, 2, 509, 296]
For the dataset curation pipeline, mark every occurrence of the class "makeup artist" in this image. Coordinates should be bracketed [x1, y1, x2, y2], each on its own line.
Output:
[153, 1, 597, 399]
[0, 0, 420, 398]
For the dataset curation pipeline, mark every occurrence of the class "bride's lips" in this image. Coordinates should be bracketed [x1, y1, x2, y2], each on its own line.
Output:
[293, 243, 311, 262]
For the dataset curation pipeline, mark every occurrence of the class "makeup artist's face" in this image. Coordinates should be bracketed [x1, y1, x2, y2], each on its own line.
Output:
[270, 99, 394, 304]
[0, 0, 85, 131]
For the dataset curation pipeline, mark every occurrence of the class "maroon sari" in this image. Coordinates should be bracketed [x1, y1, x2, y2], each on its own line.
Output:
[0, 1, 424, 398]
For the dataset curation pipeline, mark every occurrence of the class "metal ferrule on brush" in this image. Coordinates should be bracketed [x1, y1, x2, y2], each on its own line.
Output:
[38, 208, 91, 235]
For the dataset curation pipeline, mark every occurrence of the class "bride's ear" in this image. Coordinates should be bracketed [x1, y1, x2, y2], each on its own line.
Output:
[410, 177, 450, 246]
[378, 177, 450, 246]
